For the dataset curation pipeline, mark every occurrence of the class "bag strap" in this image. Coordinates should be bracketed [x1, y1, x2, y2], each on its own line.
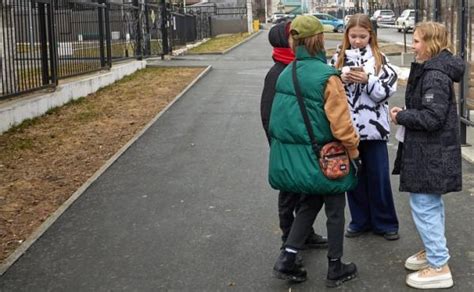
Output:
[292, 61, 321, 158]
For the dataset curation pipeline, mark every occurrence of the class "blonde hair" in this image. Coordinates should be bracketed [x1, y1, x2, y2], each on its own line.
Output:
[289, 33, 325, 57]
[335, 13, 383, 74]
[414, 21, 453, 58]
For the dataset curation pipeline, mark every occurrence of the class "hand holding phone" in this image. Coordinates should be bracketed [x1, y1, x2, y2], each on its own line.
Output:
[350, 66, 364, 72]
[347, 66, 368, 83]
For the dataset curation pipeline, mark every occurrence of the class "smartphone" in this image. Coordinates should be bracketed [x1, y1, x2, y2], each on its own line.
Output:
[350, 66, 364, 72]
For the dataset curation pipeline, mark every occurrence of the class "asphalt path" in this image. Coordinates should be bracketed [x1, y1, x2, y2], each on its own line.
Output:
[377, 26, 413, 47]
[1, 30, 473, 291]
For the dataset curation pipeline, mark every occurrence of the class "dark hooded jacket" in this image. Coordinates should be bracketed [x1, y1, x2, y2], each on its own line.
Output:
[260, 22, 293, 143]
[394, 50, 465, 194]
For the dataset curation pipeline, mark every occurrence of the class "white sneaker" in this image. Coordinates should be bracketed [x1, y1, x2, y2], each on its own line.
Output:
[406, 265, 454, 289]
[405, 250, 428, 271]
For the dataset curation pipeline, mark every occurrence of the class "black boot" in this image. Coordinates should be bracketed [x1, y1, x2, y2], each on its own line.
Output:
[273, 251, 307, 282]
[280, 244, 304, 268]
[326, 258, 357, 288]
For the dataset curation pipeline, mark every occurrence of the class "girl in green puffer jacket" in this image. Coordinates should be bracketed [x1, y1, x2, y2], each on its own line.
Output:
[270, 15, 360, 288]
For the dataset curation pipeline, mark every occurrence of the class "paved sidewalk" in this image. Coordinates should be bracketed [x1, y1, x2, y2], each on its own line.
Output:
[1, 30, 473, 291]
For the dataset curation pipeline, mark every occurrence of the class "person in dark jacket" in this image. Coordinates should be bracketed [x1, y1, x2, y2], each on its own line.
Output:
[390, 22, 464, 290]
[269, 15, 360, 287]
[261, 21, 328, 250]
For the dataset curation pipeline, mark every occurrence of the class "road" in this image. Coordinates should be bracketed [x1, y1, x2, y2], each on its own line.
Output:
[376, 26, 413, 47]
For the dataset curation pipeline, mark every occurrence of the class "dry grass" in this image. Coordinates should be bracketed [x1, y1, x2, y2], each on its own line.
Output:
[187, 32, 252, 54]
[0, 66, 205, 264]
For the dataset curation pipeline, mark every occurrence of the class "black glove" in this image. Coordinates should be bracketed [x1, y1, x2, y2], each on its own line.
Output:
[350, 157, 362, 176]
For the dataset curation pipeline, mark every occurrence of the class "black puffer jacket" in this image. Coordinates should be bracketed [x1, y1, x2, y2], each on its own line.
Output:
[260, 22, 290, 143]
[395, 50, 465, 194]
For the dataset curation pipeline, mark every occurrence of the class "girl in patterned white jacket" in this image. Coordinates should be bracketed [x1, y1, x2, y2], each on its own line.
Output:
[330, 13, 399, 240]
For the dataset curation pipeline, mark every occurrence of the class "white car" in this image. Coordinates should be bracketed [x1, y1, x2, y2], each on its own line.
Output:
[271, 13, 286, 24]
[396, 9, 415, 32]
[344, 15, 352, 25]
[371, 9, 396, 25]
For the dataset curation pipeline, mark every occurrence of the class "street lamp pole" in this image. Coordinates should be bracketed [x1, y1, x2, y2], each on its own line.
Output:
[264, 0, 268, 23]
[343, 0, 346, 27]
[247, 0, 253, 33]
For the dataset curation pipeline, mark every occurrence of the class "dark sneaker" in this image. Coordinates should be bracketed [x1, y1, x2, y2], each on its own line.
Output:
[304, 233, 328, 249]
[273, 251, 307, 282]
[344, 228, 367, 238]
[383, 231, 400, 241]
[326, 258, 358, 288]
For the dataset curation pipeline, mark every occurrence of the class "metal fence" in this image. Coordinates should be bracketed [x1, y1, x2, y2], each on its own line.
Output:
[54, 0, 108, 79]
[0, 0, 228, 100]
[1, 0, 54, 97]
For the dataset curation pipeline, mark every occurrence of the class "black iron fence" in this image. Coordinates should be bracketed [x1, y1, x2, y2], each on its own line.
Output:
[1, 0, 241, 100]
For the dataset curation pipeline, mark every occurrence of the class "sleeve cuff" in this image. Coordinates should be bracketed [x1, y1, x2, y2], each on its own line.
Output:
[347, 148, 359, 159]
[367, 73, 376, 90]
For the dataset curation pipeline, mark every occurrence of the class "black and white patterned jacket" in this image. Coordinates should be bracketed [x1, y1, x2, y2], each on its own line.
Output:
[330, 46, 398, 140]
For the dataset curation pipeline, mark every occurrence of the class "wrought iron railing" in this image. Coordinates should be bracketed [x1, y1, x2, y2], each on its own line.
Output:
[0, 0, 228, 100]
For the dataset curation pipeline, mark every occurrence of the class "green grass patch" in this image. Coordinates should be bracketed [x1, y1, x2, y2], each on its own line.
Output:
[7, 118, 37, 134]
[187, 32, 252, 54]
[8, 137, 34, 151]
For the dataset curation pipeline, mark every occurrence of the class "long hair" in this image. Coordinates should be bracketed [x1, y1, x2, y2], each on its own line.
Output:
[414, 21, 453, 58]
[289, 33, 325, 57]
[335, 13, 383, 74]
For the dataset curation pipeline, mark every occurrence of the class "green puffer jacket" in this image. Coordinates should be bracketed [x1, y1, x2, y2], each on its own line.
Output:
[268, 47, 357, 195]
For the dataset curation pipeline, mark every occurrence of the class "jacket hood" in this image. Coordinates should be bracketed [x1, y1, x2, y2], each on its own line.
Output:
[424, 50, 465, 82]
[268, 22, 290, 48]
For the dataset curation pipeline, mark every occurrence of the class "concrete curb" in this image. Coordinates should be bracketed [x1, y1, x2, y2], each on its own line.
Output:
[185, 30, 263, 56]
[0, 65, 213, 276]
[462, 147, 474, 164]
[385, 52, 402, 56]
[0, 61, 147, 134]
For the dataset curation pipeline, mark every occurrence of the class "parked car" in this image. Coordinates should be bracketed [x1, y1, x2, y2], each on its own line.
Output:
[396, 9, 415, 32]
[370, 9, 396, 25]
[274, 14, 295, 24]
[344, 14, 352, 25]
[271, 13, 286, 24]
[313, 13, 344, 32]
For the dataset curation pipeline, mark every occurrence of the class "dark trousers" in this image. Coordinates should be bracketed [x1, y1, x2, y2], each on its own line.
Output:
[347, 140, 399, 233]
[278, 191, 315, 242]
[285, 193, 345, 259]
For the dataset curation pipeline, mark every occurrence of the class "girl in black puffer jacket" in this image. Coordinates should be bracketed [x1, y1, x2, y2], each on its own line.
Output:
[390, 22, 464, 290]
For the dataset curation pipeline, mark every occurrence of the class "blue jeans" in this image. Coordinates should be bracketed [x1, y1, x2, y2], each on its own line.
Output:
[409, 193, 450, 268]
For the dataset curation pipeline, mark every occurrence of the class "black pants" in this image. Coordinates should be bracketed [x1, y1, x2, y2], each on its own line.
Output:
[284, 193, 345, 259]
[278, 191, 315, 242]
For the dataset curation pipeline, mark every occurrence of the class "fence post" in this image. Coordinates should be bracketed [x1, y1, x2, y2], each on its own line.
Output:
[98, 1, 106, 67]
[414, 0, 420, 23]
[38, 3, 49, 86]
[47, 2, 58, 85]
[160, 0, 169, 58]
[458, 0, 469, 145]
[133, 0, 143, 60]
[104, 0, 112, 68]
[434, 0, 441, 22]
[98, 0, 112, 68]
[144, 0, 151, 56]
